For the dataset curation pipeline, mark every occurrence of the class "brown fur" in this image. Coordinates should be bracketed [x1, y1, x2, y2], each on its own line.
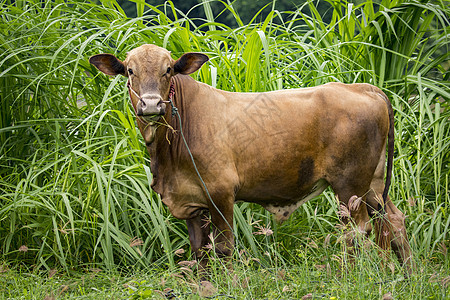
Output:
[89, 44, 413, 274]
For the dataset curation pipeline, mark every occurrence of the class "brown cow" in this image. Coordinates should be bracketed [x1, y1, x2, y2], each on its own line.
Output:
[89, 44, 413, 274]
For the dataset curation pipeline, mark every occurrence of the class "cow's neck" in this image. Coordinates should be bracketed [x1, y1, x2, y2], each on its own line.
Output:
[146, 74, 192, 195]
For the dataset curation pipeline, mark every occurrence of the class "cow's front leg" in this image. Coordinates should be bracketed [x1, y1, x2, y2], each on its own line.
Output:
[186, 210, 210, 270]
[208, 196, 235, 263]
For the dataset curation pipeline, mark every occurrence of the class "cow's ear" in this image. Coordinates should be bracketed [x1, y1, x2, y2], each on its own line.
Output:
[89, 54, 126, 76]
[174, 53, 209, 75]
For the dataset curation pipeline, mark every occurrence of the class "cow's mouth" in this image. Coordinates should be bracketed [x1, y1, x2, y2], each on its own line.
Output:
[139, 113, 165, 124]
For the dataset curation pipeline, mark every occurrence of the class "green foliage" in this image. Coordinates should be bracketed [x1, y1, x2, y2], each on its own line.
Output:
[0, 0, 448, 283]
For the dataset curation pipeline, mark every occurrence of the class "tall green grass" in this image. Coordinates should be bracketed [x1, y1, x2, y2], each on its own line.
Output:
[0, 0, 448, 275]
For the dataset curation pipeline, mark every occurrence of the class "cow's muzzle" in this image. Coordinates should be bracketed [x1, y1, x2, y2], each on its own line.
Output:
[136, 94, 166, 117]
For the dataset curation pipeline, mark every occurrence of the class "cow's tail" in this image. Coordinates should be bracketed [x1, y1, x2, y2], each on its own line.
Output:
[381, 90, 394, 204]
[375, 89, 394, 253]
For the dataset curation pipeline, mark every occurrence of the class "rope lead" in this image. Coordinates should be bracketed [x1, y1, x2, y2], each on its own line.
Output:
[171, 105, 178, 116]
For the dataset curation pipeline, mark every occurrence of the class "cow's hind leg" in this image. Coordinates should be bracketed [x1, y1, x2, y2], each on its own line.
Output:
[367, 155, 413, 275]
[386, 198, 413, 274]
[333, 184, 373, 262]
[366, 190, 413, 275]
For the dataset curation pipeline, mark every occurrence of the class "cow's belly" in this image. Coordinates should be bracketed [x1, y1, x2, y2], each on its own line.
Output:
[237, 179, 329, 223]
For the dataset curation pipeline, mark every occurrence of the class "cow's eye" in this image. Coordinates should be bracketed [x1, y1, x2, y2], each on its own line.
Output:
[166, 67, 171, 74]
[128, 68, 133, 75]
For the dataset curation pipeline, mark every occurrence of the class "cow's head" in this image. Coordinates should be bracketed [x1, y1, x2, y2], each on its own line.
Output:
[89, 44, 208, 122]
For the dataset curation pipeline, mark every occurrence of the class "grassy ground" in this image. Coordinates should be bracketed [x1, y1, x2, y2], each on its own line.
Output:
[1, 248, 449, 299]
[2, 215, 450, 299]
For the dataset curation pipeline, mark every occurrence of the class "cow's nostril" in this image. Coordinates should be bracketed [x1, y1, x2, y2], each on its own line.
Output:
[157, 101, 166, 115]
